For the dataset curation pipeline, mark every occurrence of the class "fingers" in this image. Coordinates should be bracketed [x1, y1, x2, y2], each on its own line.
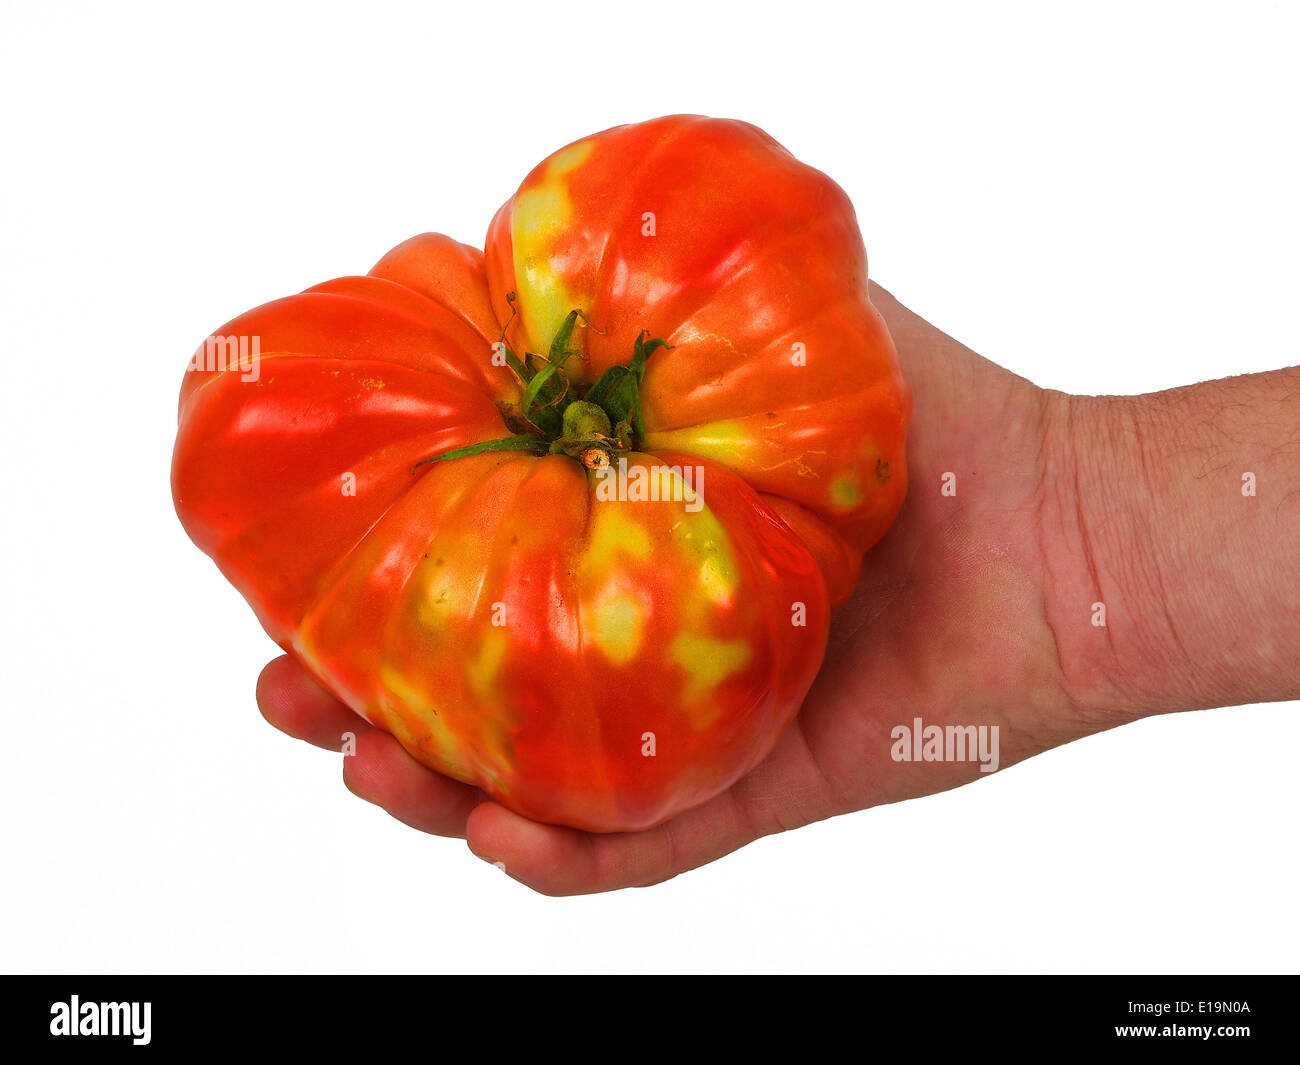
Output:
[256, 655, 484, 837]
[463, 719, 838, 895]
[257, 657, 834, 890]
[256, 654, 364, 750]
[474, 720, 840, 896]
[342, 729, 484, 838]
[464, 788, 763, 896]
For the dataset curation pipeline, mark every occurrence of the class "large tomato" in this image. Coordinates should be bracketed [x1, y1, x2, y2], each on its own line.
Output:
[172, 115, 909, 832]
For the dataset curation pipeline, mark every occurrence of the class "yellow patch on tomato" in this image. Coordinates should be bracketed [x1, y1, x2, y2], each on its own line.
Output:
[589, 589, 645, 666]
[669, 632, 751, 706]
[465, 626, 509, 704]
[829, 471, 863, 508]
[645, 421, 829, 482]
[511, 140, 592, 350]
[644, 420, 753, 460]
[584, 507, 654, 572]
[673, 506, 738, 608]
[378, 664, 469, 780]
[292, 632, 324, 675]
[415, 553, 476, 630]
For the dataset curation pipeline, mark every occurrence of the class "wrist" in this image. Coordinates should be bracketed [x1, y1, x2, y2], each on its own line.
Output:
[1040, 390, 1191, 721]
[1039, 377, 1300, 722]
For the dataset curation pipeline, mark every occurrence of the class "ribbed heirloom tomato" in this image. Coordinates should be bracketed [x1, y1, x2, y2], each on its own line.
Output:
[172, 115, 910, 832]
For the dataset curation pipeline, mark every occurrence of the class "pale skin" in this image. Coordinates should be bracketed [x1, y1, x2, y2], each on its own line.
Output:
[256, 283, 1300, 895]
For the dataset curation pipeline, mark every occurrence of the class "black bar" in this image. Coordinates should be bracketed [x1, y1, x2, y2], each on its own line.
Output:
[0, 975, 1293, 1052]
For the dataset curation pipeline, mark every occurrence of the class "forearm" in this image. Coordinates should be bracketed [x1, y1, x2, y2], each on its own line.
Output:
[1042, 368, 1300, 720]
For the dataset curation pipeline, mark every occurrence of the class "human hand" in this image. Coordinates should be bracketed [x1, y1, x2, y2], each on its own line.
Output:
[257, 283, 1300, 894]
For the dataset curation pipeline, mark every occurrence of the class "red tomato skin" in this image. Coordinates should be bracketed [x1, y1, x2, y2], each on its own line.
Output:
[172, 117, 909, 832]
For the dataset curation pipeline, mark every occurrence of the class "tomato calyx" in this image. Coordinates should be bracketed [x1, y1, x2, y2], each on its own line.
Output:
[548, 399, 632, 466]
[416, 296, 671, 471]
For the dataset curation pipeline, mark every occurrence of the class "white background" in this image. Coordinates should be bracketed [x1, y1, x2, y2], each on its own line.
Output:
[1, 0, 1296, 974]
